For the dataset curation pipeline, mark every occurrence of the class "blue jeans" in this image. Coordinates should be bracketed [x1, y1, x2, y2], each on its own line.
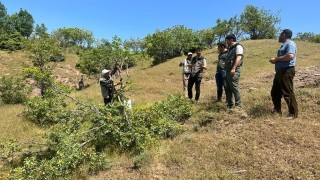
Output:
[215, 70, 226, 100]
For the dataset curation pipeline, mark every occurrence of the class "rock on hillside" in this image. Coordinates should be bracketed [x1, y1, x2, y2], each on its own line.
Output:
[294, 66, 320, 88]
[265, 66, 320, 88]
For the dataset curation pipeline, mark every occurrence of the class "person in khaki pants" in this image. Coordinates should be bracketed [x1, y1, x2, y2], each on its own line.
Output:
[179, 52, 192, 97]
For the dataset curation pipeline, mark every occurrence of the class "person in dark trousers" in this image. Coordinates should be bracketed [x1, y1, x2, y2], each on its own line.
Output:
[78, 75, 84, 90]
[187, 48, 207, 102]
[99, 69, 114, 105]
[215, 42, 228, 102]
[269, 29, 298, 119]
[179, 52, 192, 97]
[225, 34, 244, 109]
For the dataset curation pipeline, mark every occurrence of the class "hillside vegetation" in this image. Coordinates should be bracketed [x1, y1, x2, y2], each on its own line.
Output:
[1, 39, 320, 179]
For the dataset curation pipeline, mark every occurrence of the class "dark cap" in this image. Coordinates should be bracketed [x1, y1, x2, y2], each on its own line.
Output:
[217, 41, 227, 48]
[225, 34, 236, 41]
[281, 29, 292, 39]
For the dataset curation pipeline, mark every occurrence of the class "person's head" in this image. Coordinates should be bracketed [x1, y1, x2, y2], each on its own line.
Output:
[279, 29, 292, 43]
[195, 48, 202, 57]
[101, 69, 110, 78]
[187, 52, 192, 58]
[217, 41, 227, 52]
[225, 34, 236, 46]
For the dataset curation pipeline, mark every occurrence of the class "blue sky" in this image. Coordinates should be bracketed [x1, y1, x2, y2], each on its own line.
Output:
[1, 0, 319, 40]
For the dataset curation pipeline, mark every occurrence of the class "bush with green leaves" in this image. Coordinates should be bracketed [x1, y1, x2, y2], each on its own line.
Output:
[5, 92, 192, 179]
[0, 76, 31, 104]
[0, 31, 25, 51]
[23, 96, 70, 125]
[87, 94, 191, 154]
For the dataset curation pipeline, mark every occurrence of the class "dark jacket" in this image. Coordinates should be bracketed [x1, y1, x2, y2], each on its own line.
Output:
[225, 43, 244, 72]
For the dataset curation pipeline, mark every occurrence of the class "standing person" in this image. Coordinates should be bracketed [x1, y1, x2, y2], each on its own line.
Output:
[269, 29, 298, 119]
[187, 48, 207, 102]
[99, 69, 114, 105]
[112, 61, 121, 79]
[215, 42, 228, 102]
[78, 75, 84, 90]
[225, 34, 244, 109]
[179, 52, 192, 97]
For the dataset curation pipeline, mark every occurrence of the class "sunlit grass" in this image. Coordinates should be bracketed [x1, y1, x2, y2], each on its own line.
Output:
[0, 104, 44, 142]
[1, 40, 320, 179]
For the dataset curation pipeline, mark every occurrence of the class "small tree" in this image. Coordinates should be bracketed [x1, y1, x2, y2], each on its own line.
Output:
[0, 76, 31, 104]
[213, 18, 229, 42]
[25, 37, 62, 68]
[78, 45, 112, 76]
[9, 8, 34, 38]
[240, 5, 280, 39]
[24, 37, 63, 96]
[144, 29, 174, 65]
[52, 27, 94, 48]
[195, 28, 216, 48]
[0, 2, 7, 30]
[34, 23, 49, 38]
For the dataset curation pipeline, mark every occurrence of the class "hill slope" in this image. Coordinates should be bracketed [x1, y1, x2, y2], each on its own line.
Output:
[1, 39, 320, 179]
[92, 39, 320, 179]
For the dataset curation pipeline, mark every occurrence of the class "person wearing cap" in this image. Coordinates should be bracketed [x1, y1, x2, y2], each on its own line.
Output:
[215, 42, 228, 102]
[179, 52, 192, 97]
[269, 29, 298, 119]
[225, 34, 244, 109]
[99, 69, 114, 105]
[187, 48, 207, 102]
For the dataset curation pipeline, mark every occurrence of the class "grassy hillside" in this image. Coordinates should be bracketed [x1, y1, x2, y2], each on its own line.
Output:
[1, 39, 320, 179]
[90, 40, 320, 179]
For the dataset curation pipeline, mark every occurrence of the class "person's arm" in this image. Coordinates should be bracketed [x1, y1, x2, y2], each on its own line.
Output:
[201, 59, 207, 70]
[269, 54, 294, 64]
[230, 55, 241, 76]
[179, 60, 184, 67]
[230, 45, 243, 76]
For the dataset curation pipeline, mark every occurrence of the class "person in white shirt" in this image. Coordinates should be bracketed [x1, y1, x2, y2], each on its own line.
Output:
[179, 52, 192, 97]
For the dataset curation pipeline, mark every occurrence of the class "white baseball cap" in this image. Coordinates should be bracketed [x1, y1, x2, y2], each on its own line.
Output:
[101, 69, 110, 76]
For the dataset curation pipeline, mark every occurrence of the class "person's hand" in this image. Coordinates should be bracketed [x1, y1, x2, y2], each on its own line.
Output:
[230, 69, 235, 76]
[269, 57, 276, 64]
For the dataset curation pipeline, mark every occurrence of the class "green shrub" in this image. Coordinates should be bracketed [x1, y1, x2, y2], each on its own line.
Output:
[23, 96, 70, 125]
[0, 76, 31, 104]
[6, 93, 192, 179]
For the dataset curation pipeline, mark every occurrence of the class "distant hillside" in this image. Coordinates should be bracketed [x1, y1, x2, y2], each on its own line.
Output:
[1, 39, 320, 179]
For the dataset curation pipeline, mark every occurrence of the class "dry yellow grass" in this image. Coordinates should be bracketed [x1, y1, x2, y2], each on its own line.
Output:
[1, 39, 320, 179]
